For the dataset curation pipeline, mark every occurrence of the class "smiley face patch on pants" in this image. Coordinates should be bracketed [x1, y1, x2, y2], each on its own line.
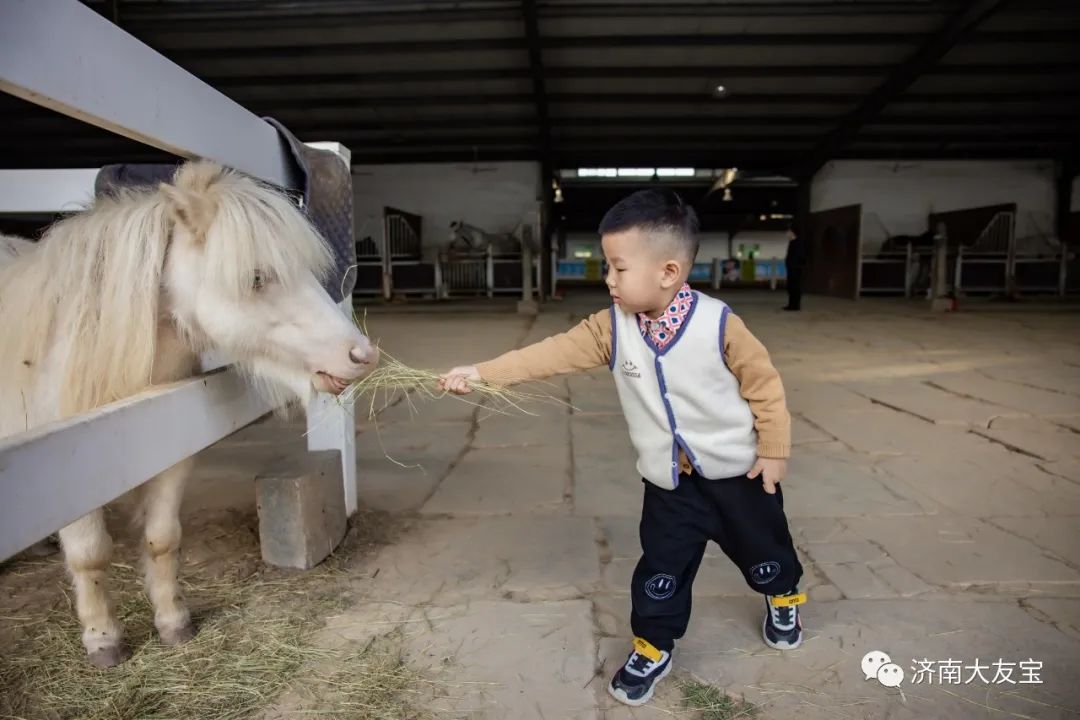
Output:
[749, 561, 781, 585]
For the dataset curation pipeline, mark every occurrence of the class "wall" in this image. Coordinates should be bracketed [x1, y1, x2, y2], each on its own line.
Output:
[811, 160, 1058, 252]
[351, 162, 540, 260]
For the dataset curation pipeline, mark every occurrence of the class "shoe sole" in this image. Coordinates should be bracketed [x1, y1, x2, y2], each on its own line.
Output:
[762, 616, 803, 650]
[607, 660, 673, 707]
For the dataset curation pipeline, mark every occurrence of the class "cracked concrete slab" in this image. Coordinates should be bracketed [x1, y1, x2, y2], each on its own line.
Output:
[1039, 457, 1080, 485]
[472, 405, 570, 449]
[421, 444, 570, 515]
[1022, 599, 1080, 642]
[568, 370, 623, 415]
[572, 415, 640, 517]
[355, 419, 472, 512]
[974, 362, 1080, 399]
[986, 516, 1080, 568]
[784, 445, 931, 517]
[927, 372, 1080, 417]
[797, 404, 989, 458]
[841, 515, 1080, 590]
[873, 451, 1080, 518]
[362, 517, 599, 606]
[974, 415, 1080, 462]
[839, 378, 1015, 427]
[791, 414, 836, 446]
[403, 600, 597, 720]
[676, 597, 1080, 720]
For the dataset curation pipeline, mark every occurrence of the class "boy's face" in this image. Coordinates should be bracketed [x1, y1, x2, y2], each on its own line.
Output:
[601, 228, 686, 316]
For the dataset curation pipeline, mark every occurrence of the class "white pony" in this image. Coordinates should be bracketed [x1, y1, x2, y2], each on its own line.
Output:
[0, 160, 377, 667]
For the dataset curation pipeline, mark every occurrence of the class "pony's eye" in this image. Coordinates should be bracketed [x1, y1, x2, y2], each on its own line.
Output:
[253, 271, 267, 291]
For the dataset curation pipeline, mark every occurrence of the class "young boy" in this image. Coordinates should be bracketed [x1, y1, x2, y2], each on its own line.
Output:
[438, 190, 805, 707]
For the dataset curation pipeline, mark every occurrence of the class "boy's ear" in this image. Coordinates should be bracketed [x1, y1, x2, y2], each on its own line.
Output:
[661, 259, 683, 288]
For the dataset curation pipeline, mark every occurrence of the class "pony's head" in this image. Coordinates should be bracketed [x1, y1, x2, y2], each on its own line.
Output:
[159, 161, 377, 401]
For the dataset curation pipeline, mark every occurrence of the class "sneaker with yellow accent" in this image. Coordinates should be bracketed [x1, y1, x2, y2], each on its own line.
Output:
[763, 588, 805, 650]
[608, 637, 672, 707]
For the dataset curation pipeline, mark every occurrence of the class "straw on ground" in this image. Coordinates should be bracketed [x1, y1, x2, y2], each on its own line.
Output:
[0, 516, 431, 720]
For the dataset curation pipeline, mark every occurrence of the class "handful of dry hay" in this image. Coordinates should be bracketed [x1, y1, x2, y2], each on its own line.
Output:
[338, 346, 570, 422]
[339, 307, 572, 420]
[319, 307, 573, 469]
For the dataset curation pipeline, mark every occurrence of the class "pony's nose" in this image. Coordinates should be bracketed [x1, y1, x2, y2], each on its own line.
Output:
[350, 345, 377, 366]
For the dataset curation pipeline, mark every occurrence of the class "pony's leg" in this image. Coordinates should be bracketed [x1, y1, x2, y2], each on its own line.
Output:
[140, 457, 196, 645]
[58, 509, 130, 667]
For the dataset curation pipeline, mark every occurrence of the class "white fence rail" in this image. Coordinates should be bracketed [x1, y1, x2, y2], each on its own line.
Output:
[0, 0, 356, 561]
[0, 370, 271, 562]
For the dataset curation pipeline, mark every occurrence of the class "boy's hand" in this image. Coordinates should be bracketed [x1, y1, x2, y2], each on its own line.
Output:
[747, 457, 787, 494]
[438, 365, 481, 394]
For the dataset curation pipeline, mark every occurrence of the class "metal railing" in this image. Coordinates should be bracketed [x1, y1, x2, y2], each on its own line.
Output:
[859, 211, 1072, 299]
[439, 244, 541, 298]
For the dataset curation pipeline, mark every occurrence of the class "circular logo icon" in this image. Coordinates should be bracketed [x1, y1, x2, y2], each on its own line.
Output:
[749, 561, 781, 585]
[644, 573, 677, 600]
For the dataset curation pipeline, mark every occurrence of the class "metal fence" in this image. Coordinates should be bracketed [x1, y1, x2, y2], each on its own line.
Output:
[858, 211, 1072, 299]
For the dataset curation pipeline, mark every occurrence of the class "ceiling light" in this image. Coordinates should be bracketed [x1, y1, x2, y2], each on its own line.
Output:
[657, 168, 695, 177]
[578, 168, 618, 178]
[722, 188, 732, 201]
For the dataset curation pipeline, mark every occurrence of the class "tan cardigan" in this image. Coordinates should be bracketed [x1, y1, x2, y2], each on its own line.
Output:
[476, 307, 791, 468]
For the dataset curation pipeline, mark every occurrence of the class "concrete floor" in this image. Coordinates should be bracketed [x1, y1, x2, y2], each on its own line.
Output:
[195, 288, 1080, 719]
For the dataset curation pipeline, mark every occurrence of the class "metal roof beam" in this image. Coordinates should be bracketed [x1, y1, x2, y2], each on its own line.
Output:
[802, 0, 1010, 174]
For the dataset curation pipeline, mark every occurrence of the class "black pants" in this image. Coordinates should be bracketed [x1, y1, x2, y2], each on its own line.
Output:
[630, 471, 803, 651]
[786, 265, 803, 309]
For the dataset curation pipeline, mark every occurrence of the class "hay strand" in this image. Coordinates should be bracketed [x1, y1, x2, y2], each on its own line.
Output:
[0, 519, 430, 720]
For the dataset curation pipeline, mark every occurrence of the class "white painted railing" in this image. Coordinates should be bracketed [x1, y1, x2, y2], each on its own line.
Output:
[0, 371, 272, 562]
[0, 0, 357, 561]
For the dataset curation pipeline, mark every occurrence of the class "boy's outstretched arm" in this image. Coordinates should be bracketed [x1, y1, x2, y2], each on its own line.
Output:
[439, 309, 612, 394]
[723, 313, 792, 493]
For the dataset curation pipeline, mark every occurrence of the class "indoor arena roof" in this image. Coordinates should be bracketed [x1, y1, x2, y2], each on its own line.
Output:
[1, 0, 1077, 174]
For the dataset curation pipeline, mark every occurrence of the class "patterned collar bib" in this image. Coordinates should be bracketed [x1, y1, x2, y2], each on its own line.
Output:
[637, 284, 695, 350]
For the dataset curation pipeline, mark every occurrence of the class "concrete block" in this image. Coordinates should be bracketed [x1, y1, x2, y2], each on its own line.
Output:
[255, 450, 347, 570]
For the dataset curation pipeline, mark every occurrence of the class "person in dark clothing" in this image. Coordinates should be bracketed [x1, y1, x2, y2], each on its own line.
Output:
[783, 226, 804, 311]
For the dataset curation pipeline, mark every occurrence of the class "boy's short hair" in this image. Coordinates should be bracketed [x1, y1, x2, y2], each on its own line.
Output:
[598, 189, 700, 263]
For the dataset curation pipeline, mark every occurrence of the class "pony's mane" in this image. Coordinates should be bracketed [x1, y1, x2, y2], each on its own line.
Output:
[0, 161, 332, 423]
[194, 165, 333, 303]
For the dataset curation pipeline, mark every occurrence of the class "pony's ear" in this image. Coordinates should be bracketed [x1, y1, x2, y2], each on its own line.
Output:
[161, 161, 225, 242]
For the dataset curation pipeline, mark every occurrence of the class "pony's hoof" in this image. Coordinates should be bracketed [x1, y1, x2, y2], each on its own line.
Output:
[88, 644, 131, 668]
[160, 622, 196, 646]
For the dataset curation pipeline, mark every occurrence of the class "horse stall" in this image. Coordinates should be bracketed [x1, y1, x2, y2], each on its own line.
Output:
[383, 207, 440, 298]
[858, 203, 1071, 300]
[353, 227, 387, 298]
[439, 219, 541, 299]
[0, 0, 369, 696]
